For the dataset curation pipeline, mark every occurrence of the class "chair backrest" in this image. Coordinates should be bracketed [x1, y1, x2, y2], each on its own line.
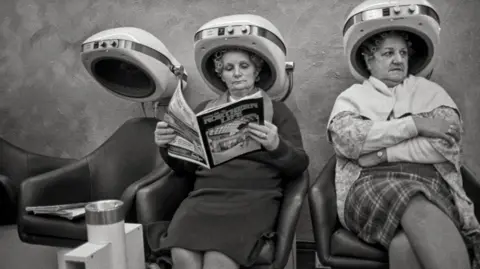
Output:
[0, 138, 74, 186]
[86, 117, 161, 200]
[0, 140, 30, 181]
[324, 156, 341, 228]
[461, 166, 480, 219]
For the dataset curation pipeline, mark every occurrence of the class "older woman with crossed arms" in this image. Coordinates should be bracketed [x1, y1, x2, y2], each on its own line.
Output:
[328, 30, 480, 269]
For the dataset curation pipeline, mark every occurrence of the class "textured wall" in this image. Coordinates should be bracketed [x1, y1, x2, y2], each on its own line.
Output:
[0, 0, 479, 241]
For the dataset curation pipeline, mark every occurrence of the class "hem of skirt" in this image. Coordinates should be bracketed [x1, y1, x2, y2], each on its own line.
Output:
[154, 245, 254, 268]
[345, 182, 446, 247]
[156, 231, 275, 268]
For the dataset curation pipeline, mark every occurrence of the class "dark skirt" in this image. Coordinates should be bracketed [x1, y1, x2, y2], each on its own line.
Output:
[145, 188, 281, 267]
[344, 162, 461, 248]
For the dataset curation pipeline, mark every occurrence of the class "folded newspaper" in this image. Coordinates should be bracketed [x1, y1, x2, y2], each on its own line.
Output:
[26, 202, 88, 220]
[164, 85, 265, 169]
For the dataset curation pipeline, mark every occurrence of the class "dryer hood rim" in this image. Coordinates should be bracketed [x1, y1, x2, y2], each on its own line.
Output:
[347, 24, 436, 80]
[81, 38, 188, 83]
[343, 3, 440, 36]
[195, 14, 285, 44]
[194, 24, 287, 56]
[81, 47, 186, 102]
[197, 43, 280, 94]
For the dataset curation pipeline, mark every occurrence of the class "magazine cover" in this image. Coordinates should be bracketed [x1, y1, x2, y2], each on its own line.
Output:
[163, 84, 265, 169]
[197, 98, 264, 167]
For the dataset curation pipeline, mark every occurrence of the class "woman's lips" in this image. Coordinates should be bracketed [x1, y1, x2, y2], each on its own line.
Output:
[389, 67, 404, 71]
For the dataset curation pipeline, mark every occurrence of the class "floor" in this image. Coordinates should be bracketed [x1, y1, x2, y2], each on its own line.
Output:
[0, 225, 59, 269]
[0, 225, 318, 269]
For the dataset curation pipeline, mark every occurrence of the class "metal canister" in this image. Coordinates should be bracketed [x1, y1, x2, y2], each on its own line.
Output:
[85, 200, 128, 269]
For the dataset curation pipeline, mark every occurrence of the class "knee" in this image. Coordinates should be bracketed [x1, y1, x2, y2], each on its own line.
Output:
[171, 248, 202, 268]
[406, 194, 430, 211]
[204, 251, 239, 269]
[402, 195, 436, 224]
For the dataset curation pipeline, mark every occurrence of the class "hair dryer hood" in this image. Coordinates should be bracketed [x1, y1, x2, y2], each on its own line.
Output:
[194, 14, 294, 101]
[343, 0, 441, 81]
[81, 27, 187, 103]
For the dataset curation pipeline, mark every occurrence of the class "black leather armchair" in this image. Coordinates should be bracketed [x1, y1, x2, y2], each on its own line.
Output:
[308, 155, 480, 269]
[17, 117, 172, 248]
[137, 171, 309, 269]
[0, 138, 74, 225]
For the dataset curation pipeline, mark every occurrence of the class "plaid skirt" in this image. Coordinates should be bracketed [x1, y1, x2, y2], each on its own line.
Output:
[344, 162, 461, 248]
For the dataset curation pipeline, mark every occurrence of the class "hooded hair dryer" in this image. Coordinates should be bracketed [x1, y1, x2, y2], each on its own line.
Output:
[81, 27, 187, 104]
[193, 14, 294, 101]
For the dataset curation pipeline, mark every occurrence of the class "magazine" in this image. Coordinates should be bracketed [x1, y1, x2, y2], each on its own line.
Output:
[26, 202, 88, 220]
[164, 84, 265, 169]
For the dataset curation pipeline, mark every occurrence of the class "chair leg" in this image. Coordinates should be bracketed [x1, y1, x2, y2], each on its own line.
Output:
[57, 248, 74, 269]
[314, 253, 331, 269]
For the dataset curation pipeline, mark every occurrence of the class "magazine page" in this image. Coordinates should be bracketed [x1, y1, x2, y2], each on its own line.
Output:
[196, 97, 264, 167]
[26, 202, 87, 220]
[25, 202, 89, 212]
[31, 208, 86, 220]
[163, 84, 210, 168]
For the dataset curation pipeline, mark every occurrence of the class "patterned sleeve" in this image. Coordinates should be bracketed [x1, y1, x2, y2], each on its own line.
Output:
[418, 105, 462, 170]
[328, 111, 418, 160]
[328, 111, 373, 160]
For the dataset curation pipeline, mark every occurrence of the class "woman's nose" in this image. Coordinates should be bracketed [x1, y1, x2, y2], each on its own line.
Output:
[233, 67, 242, 77]
[392, 52, 404, 63]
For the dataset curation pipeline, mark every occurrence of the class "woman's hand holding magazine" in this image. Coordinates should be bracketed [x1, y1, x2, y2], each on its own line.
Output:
[154, 121, 177, 147]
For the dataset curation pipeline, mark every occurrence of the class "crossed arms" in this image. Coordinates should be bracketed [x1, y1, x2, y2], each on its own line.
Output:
[327, 106, 461, 166]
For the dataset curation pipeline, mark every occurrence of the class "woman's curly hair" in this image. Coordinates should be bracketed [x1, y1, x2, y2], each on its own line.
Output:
[360, 30, 414, 61]
[213, 48, 265, 79]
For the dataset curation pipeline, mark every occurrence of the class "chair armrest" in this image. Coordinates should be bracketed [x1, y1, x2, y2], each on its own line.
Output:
[273, 171, 309, 269]
[18, 159, 91, 210]
[308, 155, 338, 265]
[135, 172, 193, 224]
[121, 163, 172, 222]
[462, 165, 480, 219]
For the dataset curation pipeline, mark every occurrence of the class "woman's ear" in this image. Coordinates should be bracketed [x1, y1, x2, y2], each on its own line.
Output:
[364, 55, 372, 71]
[254, 70, 261, 82]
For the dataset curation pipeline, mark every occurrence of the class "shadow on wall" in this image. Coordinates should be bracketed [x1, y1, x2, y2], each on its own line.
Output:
[0, 0, 479, 241]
